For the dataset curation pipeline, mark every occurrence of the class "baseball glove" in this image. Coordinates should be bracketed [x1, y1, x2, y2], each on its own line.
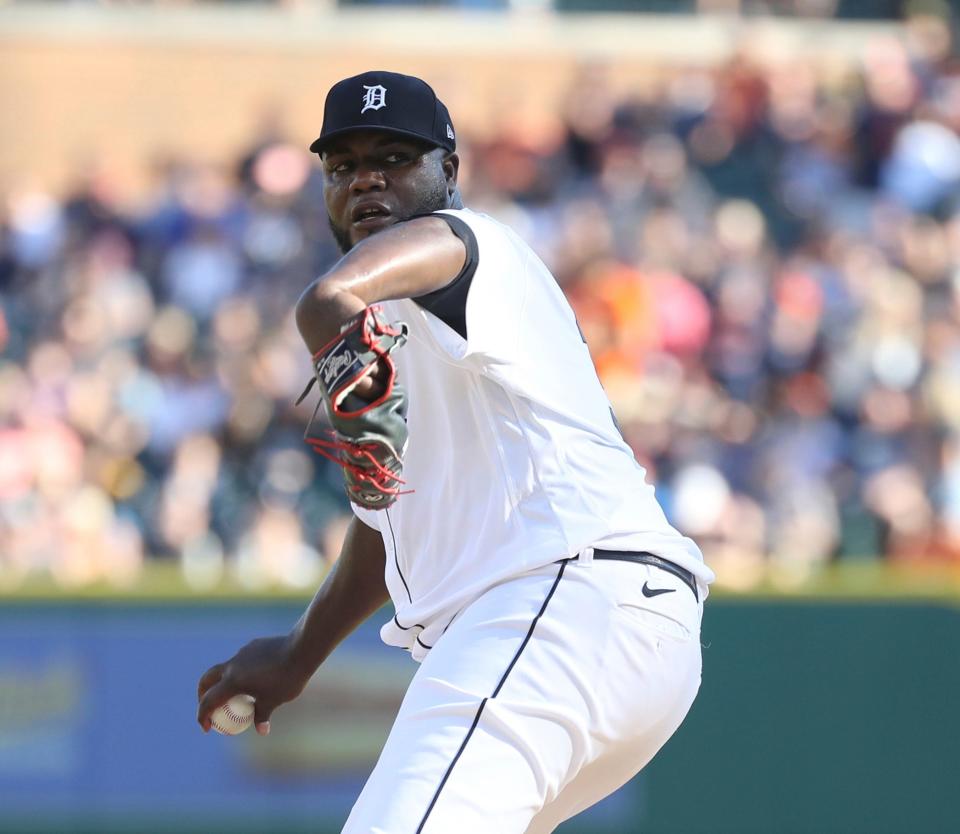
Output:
[296, 306, 409, 510]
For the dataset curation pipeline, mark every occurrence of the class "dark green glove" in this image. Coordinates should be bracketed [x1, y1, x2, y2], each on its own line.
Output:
[297, 306, 409, 510]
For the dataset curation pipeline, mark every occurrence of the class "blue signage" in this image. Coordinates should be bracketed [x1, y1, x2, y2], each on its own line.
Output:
[0, 601, 640, 833]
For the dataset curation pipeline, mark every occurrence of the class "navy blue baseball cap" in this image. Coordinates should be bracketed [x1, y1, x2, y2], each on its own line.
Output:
[310, 71, 456, 155]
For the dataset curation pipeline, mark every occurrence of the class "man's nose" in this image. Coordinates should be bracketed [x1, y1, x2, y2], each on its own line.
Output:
[351, 164, 386, 192]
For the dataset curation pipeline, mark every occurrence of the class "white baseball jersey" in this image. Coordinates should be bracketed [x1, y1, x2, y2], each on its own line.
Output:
[352, 208, 714, 660]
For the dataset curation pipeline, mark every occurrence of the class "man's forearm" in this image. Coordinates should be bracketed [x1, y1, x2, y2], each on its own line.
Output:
[295, 216, 467, 354]
[287, 519, 389, 675]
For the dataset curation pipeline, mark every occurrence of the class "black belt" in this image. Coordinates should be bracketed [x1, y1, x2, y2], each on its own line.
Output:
[592, 549, 699, 602]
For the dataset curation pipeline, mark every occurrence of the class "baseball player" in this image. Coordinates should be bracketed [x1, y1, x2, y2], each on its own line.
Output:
[197, 70, 714, 834]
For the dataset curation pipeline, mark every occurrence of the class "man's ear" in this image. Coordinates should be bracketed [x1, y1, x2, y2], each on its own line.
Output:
[443, 153, 460, 194]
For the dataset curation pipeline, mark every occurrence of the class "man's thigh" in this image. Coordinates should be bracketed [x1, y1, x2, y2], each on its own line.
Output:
[341, 560, 702, 834]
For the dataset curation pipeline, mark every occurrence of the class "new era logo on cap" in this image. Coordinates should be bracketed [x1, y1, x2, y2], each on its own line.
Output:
[310, 70, 456, 156]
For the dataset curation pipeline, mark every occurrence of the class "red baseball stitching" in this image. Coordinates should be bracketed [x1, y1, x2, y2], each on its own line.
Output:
[212, 700, 253, 733]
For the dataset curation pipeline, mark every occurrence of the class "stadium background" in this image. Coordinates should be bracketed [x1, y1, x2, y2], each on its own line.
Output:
[1, 1, 958, 832]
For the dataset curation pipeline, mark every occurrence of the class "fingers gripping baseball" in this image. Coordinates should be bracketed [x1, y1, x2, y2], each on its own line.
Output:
[196, 636, 310, 736]
[253, 700, 274, 736]
[197, 663, 225, 701]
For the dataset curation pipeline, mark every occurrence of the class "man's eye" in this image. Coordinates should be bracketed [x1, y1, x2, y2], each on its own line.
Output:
[384, 153, 409, 164]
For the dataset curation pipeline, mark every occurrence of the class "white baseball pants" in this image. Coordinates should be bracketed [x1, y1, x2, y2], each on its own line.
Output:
[341, 557, 704, 834]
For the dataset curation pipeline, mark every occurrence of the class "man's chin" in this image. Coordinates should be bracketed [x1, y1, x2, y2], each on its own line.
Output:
[330, 216, 399, 253]
[348, 215, 400, 247]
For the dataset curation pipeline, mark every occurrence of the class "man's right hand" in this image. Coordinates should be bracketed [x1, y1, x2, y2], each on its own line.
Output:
[196, 517, 391, 737]
[197, 635, 313, 736]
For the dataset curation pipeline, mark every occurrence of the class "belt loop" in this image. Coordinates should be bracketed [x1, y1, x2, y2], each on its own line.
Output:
[579, 546, 595, 565]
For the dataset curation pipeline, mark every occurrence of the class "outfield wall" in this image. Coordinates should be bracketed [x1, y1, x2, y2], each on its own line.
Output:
[1, 595, 956, 834]
[0, 6, 895, 200]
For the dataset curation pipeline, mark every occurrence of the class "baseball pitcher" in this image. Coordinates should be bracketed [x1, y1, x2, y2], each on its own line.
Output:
[197, 70, 715, 834]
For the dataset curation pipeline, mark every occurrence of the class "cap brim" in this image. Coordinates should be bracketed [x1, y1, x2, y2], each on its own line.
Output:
[309, 126, 450, 155]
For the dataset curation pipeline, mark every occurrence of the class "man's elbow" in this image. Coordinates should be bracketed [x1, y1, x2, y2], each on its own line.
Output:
[295, 277, 366, 354]
[295, 279, 336, 342]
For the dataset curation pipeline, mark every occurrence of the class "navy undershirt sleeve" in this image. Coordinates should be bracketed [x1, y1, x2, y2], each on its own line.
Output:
[412, 213, 478, 340]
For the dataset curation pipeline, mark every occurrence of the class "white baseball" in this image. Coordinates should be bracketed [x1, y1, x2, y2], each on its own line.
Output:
[210, 694, 256, 736]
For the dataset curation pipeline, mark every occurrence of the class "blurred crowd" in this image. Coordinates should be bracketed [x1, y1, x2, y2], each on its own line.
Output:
[2, 13, 960, 590]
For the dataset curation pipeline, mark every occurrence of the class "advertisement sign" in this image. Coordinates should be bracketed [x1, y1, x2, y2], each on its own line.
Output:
[0, 601, 640, 832]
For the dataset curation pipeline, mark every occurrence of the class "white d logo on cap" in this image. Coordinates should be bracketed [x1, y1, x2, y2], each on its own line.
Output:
[361, 85, 387, 113]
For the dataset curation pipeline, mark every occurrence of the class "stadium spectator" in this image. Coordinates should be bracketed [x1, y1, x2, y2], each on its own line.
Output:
[2, 27, 959, 589]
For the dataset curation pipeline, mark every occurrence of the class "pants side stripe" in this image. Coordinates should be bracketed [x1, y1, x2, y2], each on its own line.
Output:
[415, 560, 569, 833]
[414, 697, 489, 834]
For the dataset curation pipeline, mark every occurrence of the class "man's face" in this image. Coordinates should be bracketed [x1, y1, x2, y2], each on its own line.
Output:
[320, 130, 459, 253]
